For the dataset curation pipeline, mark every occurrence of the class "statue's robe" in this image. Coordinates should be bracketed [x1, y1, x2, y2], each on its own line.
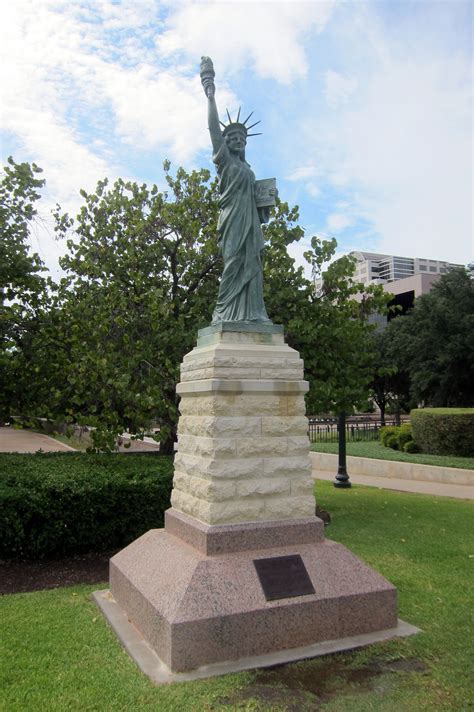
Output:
[212, 141, 270, 323]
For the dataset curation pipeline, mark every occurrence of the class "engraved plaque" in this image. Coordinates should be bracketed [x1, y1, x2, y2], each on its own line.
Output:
[253, 554, 315, 601]
[255, 177, 277, 208]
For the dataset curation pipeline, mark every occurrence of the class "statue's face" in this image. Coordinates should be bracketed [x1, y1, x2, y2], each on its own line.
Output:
[226, 131, 246, 155]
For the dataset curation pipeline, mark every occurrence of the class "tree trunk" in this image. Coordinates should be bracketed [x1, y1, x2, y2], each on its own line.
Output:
[379, 403, 386, 427]
[394, 404, 401, 426]
[159, 433, 176, 455]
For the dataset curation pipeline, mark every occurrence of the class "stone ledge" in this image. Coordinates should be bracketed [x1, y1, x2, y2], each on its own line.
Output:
[177, 379, 309, 395]
[164, 508, 325, 554]
[198, 322, 284, 337]
[310, 452, 474, 486]
[182, 352, 303, 369]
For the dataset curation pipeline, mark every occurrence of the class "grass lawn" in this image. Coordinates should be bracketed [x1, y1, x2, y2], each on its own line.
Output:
[311, 439, 474, 470]
[1, 481, 473, 711]
[26, 428, 91, 451]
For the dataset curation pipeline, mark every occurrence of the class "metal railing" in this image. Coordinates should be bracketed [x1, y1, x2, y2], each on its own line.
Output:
[307, 417, 402, 444]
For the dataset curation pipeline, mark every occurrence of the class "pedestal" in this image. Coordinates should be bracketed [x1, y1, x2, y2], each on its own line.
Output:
[99, 324, 405, 679]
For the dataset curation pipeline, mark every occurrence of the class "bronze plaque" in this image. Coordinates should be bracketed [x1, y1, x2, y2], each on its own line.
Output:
[253, 554, 315, 601]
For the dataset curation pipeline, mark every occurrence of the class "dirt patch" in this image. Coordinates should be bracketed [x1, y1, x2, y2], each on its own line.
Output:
[0, 551, 114, 595]
[214, 655, 428, 709]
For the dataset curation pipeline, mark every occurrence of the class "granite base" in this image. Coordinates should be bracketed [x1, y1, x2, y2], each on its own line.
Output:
[93, 588, 419, 684]
[108, 512, 399, 674]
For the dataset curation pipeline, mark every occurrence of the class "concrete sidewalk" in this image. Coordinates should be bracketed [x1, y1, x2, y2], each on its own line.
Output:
[0, 427, 162, 453]
[313, 469, 473, 500]
[0, 427, 76, 453]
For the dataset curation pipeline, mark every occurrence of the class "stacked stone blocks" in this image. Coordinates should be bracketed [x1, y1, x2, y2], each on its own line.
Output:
[171, 328, 316, 525]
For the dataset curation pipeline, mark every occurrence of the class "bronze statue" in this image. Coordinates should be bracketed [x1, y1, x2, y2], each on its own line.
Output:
[200, 56, 275, 324]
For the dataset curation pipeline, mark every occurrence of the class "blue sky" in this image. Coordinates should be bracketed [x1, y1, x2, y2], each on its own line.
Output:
[1, 0, 472, 278]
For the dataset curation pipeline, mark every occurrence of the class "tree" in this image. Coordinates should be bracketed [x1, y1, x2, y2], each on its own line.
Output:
[386, 269, 474, 408]
[267, 242, 390, 415]
[23, 163, 390, 451]
[0, 157, 47, 423]
[34, 164, 222, 452]
[368, 328, 411, 425]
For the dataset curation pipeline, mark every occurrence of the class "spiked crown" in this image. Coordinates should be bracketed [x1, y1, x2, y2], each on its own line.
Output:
[220, 107, 262, 138]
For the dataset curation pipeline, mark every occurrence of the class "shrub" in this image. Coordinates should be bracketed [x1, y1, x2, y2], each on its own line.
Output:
[403, 440, 419, 454]
[396, 423, 413, 450]
[380, 426, 398, 447]
[381, 423, 418, 452]
[411, 408, 474, 456]
[0, 453, 173, 559]
[385, 433, 399, 450]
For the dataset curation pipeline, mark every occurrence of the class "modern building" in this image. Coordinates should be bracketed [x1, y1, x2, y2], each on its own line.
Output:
[315, 251, 465, 317]
[349, 251, 463, 288]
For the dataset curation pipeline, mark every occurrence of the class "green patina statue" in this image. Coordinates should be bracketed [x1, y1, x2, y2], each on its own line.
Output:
[200, 56, 276, 325]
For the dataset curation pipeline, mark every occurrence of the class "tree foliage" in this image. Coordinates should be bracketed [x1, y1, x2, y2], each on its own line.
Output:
[7, 160, 390, 448]
[368, 328, 411, 424]
[0, 157, 47, 423]
[385, 269, 474, 408]
[38, 164, 221, 451]
[295, 249, 389, 414]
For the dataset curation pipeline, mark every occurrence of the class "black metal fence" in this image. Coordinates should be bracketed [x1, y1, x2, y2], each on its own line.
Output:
[307, 417, 402, 444]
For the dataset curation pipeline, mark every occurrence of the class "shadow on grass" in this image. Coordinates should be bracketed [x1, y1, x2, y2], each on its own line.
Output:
[214, 654, 428, 710]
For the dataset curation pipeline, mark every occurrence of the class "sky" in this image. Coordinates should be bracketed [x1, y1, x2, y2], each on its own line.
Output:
[1, 0, 472, 279]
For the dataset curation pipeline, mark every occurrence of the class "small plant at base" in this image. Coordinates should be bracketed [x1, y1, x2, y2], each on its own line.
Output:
[380, 425, 398, 447]
[397, 423, 413, 450]
[404, 440, 419, 454]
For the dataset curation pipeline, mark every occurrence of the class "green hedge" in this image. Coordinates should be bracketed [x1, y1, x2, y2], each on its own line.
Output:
[0, 453, 173, 560]
[411, 408, 474, 456]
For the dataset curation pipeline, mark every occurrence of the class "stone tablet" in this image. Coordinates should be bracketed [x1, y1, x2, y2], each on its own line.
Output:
[255, 178, 277, 208]
[253, 554, 315, 601]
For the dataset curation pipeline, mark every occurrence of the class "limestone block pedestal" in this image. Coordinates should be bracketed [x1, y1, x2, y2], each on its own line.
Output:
[100, 324, 405, 679]
[172, 323, 316, 524]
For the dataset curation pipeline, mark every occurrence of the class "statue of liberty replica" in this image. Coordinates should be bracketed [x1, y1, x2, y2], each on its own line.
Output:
[102, 57, 401, 680]
[200, 56, 276, 325]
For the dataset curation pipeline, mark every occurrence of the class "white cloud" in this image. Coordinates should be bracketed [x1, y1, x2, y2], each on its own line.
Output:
[286, 165, 318, 181]
[286, 238, 313, 280]
[326, 212, 353, 232]
[304, 7, 473, 264]
[0, 0, 337, 274]
[324, 70, 358, 107]
[306, 183, 321, 198]
[157, 1, 335, 83]
[1, 0, 471, 278]
[285, 166, 322, 199]
[0, 1, 225, 271]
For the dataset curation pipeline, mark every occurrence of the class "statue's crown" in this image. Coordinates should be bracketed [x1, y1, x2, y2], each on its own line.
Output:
[221, 108, 262, 138]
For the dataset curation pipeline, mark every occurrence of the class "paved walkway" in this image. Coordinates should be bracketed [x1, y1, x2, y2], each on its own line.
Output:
[0, 427, 161, 453]
[0, 427, 76, 453]
[313, 469, 473, 500]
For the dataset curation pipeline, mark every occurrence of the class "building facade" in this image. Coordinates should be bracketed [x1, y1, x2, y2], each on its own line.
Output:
[349, 251, 463, 289]
[314, 251, 465, 321]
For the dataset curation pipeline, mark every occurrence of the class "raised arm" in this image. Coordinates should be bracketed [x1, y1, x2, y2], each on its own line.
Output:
[200, 56, 223, 154]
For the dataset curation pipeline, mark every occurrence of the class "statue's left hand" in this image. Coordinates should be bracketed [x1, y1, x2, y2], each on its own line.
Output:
[258, 206, 271, 224]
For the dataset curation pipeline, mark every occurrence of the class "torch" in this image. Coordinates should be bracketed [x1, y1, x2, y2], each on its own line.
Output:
[200, 56, 215, 98]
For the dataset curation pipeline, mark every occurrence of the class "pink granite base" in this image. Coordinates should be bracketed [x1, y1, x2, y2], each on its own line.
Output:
[164, 508, 325, 554]
[109, 512, 397, 673]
